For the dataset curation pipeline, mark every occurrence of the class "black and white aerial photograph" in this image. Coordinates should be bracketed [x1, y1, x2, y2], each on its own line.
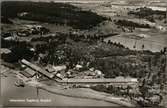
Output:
[1, 0, 167, 107]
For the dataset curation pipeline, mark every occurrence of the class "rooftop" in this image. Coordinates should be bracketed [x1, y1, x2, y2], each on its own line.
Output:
[0, 48, 11, 54]
[24, 67, 36, 76]
[61, 78, 138, 83]
[21, 59, 54, 78]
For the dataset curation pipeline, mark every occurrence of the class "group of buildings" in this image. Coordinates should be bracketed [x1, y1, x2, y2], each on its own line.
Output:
[19, 59, 138, 88]
[1, 24, 49, 41]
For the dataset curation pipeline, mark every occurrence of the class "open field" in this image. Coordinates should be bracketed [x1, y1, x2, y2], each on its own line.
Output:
[104, 32, 167, 52]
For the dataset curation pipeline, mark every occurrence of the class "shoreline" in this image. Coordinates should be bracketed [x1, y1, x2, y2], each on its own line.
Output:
[25, 80, 136, 107]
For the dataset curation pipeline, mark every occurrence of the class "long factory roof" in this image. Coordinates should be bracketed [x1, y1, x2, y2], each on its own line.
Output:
[60, 78, 138, 83]
[21, 59, 54, 78]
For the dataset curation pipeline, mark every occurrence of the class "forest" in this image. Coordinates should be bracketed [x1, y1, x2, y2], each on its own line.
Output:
[1, 1, 106, 29]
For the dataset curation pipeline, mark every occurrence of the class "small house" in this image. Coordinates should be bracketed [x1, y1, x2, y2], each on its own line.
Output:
[24, 67, 36, 77]
[75, 64, 83, 71]
[19, 67, 36, 78]
[52, 65, 67, 72]
[45, 65, 55, 73]
[0, 48, 11, 54]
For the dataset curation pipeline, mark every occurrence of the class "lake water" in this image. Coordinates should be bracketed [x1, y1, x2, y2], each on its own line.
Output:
[1, 75, 118, 107]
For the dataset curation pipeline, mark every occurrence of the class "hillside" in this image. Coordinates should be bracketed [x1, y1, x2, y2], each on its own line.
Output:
[1, 1, 106, 30]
